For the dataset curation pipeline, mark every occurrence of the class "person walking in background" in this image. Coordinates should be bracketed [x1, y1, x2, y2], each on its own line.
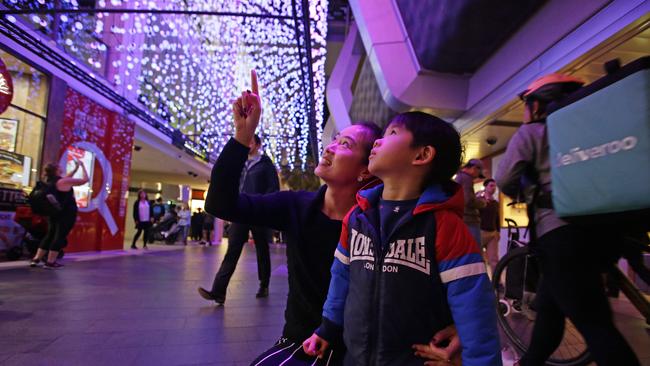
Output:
[161, 205, 182, 240]
[152, 197, 165, 223]
[478, 178, 500, 275]
[203, 133, 280, 300]
[191, 207, 204, 241]
[132, 189, 154, 249]
[30, 160, 88, 269]
[201, 212, 215, 246]
[455, 159, 486, 246]
[177, 203, 191, 245]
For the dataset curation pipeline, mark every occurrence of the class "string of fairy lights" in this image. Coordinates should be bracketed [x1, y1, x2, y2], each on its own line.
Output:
[3, 0, 328, 168]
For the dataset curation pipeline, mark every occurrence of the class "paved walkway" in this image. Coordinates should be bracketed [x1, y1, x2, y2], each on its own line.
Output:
[0, 242, 287, 366]
[0, 242, 648, 365]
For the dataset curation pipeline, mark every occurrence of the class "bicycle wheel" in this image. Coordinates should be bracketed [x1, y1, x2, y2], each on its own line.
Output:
[493, 246, 592, 366]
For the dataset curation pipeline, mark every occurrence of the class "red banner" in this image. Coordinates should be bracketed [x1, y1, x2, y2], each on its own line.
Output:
[0, 57, 14, 115]
[59, 88, 135, 252]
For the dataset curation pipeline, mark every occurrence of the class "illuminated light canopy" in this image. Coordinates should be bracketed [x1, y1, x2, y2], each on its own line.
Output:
[4, 0, 328, 168]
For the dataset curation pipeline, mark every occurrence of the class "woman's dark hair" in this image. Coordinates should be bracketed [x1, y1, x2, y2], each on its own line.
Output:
[483, 178, 496, 187]
[43, 163, 59, 182]
[352, 121, 383, 165]
[137, 189, 148, 201]
[388, 112, 462, 189]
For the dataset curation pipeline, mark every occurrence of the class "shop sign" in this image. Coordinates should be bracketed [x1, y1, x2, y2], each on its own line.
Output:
[60, 88, 135, 252]
[0, 187, 27, 211]
[0, 58, 13, 114]
[58, 141, 117, 234]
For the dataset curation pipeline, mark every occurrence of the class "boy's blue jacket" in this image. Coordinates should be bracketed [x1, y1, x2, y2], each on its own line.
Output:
[317, 183, 502, 366]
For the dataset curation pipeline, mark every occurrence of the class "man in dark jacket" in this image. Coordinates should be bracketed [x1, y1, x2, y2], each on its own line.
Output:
[151, 197, 166, 223]
[190, 208, 203, 241]
[199, 134, 280, 303]
[455, 159, 486, 246]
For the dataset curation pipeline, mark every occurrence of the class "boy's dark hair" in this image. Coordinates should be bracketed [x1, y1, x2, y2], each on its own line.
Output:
[352, 121, 383, 165]
[483, 178, 495, 187]
[388, 111, 462, 189]
[253, 134, 261, 146]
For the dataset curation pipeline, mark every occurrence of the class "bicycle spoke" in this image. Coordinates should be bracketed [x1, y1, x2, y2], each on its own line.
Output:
[493, 246, 591, 365]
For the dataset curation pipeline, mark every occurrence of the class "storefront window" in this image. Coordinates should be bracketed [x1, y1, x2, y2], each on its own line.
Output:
[0, 49, 48, 188]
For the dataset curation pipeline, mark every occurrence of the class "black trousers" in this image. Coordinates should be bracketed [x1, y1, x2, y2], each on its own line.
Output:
[250, 338, 343, 366]
[39, 211, 77, 252]
[132, 222, 152, 247]
[211, 222, 271, 298]
[520, 225, 639, 366]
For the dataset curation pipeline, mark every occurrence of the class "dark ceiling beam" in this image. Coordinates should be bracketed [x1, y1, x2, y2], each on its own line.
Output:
[0, 8, 293, 20]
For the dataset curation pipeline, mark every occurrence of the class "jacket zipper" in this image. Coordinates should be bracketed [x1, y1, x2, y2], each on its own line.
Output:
[364, 209, 420, 365]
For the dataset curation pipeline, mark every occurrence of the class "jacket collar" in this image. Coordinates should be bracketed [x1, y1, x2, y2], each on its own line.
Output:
[356, 182, 464, 218]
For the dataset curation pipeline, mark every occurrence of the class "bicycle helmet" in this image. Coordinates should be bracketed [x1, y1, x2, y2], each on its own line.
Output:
[519, 73, 584, 102]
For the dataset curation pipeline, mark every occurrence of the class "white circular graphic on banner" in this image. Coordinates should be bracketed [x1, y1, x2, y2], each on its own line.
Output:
[59, 142, 118, 235]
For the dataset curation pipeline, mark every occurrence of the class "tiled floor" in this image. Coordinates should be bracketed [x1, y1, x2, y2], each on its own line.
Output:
[0, 242, 648, 366]
[0, 242, 287, 366]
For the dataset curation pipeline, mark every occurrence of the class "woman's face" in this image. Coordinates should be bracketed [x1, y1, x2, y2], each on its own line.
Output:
[139, 191, 147, 200]
[315, 125, 370, 187]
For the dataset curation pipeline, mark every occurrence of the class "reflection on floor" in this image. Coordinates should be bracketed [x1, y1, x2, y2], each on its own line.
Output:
[0, 242, 648, 366]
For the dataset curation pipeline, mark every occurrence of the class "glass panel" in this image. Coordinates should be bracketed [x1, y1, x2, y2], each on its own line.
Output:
[0, 49, 49, 188]
[0, 49, 49, 117]
[0, 106, 45, 187]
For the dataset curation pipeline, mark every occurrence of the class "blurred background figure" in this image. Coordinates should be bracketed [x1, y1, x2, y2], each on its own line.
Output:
[205, 134, 280, 300]
[478, 179, 500, 274]
[178, 203, 191, 245]
[455, 159, 486, 246]
[30, 161, 88, 268]
[191, 208, 205, 242]
[131, 189, 153, 250]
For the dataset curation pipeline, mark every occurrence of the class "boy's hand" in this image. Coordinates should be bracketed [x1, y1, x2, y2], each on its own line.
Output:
[413, 325, 462, 365]
[302, 333, 329, 358]
[233, 69, 262, 147]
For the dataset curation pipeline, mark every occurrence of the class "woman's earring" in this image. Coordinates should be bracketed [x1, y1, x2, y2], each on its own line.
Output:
[357, 176, 363, 182]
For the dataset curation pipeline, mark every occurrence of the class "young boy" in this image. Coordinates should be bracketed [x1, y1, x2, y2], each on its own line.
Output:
[303, 112, 501, 365]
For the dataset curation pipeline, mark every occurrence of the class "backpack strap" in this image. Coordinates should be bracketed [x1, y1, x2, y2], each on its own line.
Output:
[523, 119, 552, 245]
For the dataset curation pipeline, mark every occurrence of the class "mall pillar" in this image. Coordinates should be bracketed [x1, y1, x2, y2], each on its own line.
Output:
[41, 76, 66, 171]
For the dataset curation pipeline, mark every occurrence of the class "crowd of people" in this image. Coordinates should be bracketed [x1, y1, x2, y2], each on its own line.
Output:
[25, 68, 642, 366]
[131, 194, 217, 249]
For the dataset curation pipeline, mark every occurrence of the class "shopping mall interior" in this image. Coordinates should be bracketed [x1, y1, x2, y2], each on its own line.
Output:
[0, 0, 648, 365]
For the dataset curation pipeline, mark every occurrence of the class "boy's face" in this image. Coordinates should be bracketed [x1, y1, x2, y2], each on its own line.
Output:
[368, 123, 417, 178]
[315, 125, 369, 186]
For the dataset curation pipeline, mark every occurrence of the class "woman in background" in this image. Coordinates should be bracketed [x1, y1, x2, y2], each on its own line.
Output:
[178, 203, 191, 245]
[30, 160, 88, 268]
[132, 190, 154, 249]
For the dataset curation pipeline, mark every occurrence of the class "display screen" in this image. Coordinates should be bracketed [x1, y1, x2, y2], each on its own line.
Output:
[0, 149, 30, 188]
[0, 118, 18, 152]
[65, 146, 95, 208]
